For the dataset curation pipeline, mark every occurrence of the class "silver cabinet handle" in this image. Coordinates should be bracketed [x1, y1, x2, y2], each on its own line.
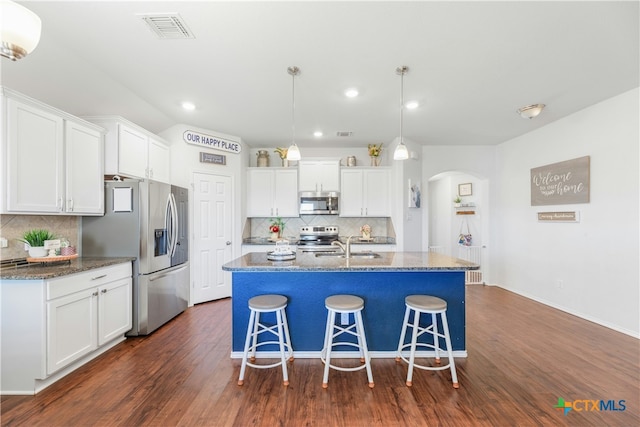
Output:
[92, 291, 99, 297]
[101, 289, 108, 294]
[91, 274, 107, 280]
[226, 241, 231, 245]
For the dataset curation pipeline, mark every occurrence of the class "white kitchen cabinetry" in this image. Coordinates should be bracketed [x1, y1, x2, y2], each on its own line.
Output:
[340, 168, 391, 217]
[1, 262, 132, 394]
[1, 88, 104, 215]
[246, 168, 298, 217]
[298, 160, 340, 192]
[85, 116, 170, 183]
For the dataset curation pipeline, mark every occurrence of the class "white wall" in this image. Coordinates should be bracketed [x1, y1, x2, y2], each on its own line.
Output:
[493, 88, 639, 337]
[158, 124, 246, 264]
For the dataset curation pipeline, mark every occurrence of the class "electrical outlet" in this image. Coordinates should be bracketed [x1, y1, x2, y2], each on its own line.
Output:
[0, 237, 7, 248]
[556, 279, 564, 289]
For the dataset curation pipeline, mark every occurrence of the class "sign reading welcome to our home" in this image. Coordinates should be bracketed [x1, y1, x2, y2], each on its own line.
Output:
[530, 156, 590, 206]
[183, 130, 242, 154]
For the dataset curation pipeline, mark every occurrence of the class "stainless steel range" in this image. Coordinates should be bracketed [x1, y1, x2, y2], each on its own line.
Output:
[298, 225, 340, 252]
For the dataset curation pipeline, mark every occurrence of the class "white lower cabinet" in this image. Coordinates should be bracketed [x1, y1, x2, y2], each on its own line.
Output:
[1, 262, 132, 394]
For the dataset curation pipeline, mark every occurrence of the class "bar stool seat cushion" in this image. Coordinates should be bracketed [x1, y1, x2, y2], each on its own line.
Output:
[406, 295, 447, 312]
[325, 295, 364, 311]
[249, 294, 288, 311]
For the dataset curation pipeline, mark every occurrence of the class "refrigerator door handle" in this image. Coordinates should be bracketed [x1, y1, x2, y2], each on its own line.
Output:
[166, 193, 179, 258]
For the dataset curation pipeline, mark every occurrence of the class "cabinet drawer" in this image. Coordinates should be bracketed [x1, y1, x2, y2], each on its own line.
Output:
[47, 263, 132, 300]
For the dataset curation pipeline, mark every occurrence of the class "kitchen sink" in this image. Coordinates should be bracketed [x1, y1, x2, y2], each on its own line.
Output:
[315, 252, 381, 259]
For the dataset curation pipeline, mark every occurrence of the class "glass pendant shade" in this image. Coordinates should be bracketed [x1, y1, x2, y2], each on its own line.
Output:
[394, 141, 409, 160]
[0, 1, 42, 61]
[286, 143, 301, 161]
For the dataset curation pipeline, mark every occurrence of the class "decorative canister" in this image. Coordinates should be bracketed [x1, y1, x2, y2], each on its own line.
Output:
[347, 156, 356, 167]
[256, 150, 270, 167]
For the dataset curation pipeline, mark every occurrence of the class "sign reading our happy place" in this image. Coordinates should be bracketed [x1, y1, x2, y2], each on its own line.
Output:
[183, 130, 242, 154]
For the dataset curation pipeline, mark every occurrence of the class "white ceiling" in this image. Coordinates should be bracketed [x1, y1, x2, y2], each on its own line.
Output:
[2, 1, 638, 149]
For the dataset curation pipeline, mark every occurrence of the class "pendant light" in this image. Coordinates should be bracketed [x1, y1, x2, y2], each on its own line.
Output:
[393, 66, 409, 160]
[0, 0, 42, 61]
[286, 66, 301, 161]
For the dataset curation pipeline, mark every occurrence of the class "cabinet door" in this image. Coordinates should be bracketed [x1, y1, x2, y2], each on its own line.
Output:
[247, 169, 275, 217]
[363, 169, 390, 216]
[299, 161, 340, 192]
[148, 137, 170, 183]
[6, 98, 64, 212]
[65, 120, 104, 214]
[117, 124, 148, 178]
[47, 288, 98, 375]
[98, 277, 132, 345]
[339, 169, 364, 216]
[273, 169, 298, 217]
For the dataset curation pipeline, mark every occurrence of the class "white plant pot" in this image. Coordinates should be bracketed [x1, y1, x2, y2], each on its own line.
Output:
[28, 246, 48, 258]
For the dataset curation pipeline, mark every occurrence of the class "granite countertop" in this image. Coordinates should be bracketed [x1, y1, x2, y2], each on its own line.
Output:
[0, 257, 135, 280]
[242, 236, 396, 245]
[222, 251, 477, 272]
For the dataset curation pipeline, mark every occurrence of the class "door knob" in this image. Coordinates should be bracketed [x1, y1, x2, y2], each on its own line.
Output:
[226, 241, 231, 245]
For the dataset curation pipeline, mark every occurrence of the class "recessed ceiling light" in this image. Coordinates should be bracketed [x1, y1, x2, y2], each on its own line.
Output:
[182, 102, 195, 111]
[345, 88, 359, 98]
[313, 131, 323, 137]
[405, 101, 419, 110]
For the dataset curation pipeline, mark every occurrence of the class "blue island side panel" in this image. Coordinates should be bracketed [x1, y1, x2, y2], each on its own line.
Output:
[231, 270, 465, 353]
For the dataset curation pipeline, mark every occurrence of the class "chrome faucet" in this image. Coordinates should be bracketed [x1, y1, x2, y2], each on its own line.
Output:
[331, 235, 353, 258]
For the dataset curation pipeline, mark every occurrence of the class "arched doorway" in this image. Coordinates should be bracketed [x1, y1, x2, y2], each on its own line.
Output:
[426, 171, 490, 284]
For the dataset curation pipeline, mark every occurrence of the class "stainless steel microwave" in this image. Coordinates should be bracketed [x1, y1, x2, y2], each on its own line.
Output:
[299, 191, 339, 215]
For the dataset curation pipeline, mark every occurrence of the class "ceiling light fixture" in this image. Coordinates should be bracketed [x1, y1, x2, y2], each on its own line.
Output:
[286, 66, 301, 161]
[313, 131, 323, 137]
[181, 102, 195, 111]
[517, 104, 545, 119]
[405, 101, 419, 110]
[0, 0, 42, 61]
[345, 88, 359, 98]
[393, 66, 409, 160]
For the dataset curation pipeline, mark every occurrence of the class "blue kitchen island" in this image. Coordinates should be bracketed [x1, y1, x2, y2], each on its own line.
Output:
[222, 251, 478, 358]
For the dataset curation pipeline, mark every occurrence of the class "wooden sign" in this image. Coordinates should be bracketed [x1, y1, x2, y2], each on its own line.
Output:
[537, 211, 580, 222]
[199, 152, 226, 165]
[531, 156, 590, 206]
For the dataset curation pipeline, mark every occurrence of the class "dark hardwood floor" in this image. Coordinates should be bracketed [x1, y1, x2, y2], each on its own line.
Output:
[2, 285, 638, 426]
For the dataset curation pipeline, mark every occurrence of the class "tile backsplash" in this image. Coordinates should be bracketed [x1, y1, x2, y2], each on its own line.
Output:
[0, 215, 80, 260]
[246, 216, 394, 240]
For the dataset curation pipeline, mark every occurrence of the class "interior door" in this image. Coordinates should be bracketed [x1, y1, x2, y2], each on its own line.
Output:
[192, 172, 233, 304]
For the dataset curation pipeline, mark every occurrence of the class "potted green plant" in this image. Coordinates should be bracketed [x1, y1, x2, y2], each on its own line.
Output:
[453, 196, 462, 208]
[19, 229, 56, 257]
[269, 217, 285, 240]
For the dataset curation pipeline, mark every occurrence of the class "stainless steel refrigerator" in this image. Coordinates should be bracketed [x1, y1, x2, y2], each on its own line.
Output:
[82, 179, 189, 335]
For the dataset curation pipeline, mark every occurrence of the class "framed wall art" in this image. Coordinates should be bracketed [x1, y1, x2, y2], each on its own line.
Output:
[458, 183, 472, 197]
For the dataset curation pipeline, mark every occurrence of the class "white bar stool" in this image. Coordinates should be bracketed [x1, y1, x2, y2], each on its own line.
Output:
[321, 294, 374, 389]
[395, 295, 459, 389]
[238, 294, 293, 387]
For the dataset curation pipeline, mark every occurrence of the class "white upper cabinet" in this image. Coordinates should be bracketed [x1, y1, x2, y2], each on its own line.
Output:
[246, 168, 298, 217]
[65, 120, 104, 214]
[85, 116, 171, 183]
[298, 160, 340, 192]
[1, 88, 104, 215]
[340, 167, 391, 217]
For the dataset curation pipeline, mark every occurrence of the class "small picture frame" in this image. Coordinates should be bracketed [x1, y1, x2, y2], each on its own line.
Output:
[458, 183, 472, 197]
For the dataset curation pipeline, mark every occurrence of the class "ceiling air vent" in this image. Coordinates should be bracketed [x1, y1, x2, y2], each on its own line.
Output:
[336, 131, 353, 137]
[138, 13, 194, 39]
